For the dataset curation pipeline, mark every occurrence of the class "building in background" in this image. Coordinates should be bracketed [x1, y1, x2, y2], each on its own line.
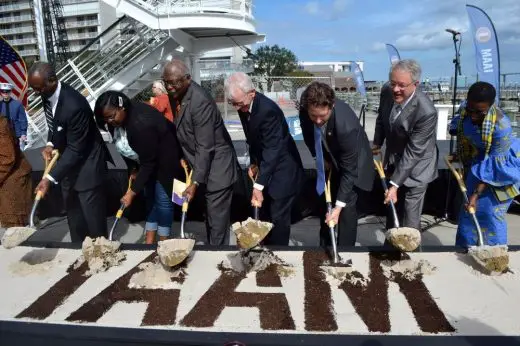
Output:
[298, 61, 365, 91]
[0, 0, 119, 65]
[1, 0, 246, 75]
[0, 1, 39, 61]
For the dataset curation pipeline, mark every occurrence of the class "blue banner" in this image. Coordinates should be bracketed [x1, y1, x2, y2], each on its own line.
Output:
[351, 61, 366, 97]
[385, 44, 400, 65]
[466, 4, 500, 104]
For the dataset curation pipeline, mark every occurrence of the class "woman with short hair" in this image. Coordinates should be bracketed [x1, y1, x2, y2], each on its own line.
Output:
[451, 81, 520, 247]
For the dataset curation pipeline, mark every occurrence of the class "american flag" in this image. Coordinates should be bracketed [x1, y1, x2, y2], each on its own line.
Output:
[0, 37, 28, 105]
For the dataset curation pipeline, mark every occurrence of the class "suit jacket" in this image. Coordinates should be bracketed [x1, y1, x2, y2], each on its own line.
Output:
[373, 86, 439, 187]
[120, 101, 183, 196]
[238, 92, 303, 199]
[174, 81, 238, 192]
[46, 82, 109, 191]
[299, 99, 374, 204]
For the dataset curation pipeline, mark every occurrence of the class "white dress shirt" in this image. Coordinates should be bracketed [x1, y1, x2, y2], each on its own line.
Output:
[389, 89, 415, 188]
[44, 81, 62, 184]
[248, 99, 266, 192]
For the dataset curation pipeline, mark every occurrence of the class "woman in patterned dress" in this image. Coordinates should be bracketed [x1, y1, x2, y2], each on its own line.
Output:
[0, 115, 32, 227]
[450, 82, 520, 247]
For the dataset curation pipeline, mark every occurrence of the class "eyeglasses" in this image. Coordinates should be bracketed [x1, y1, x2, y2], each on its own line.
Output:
[465, 106, 487, 118]
[162, 74, 189, 89]
[390, 81, 416, 89]
[103, 110, 118, 123]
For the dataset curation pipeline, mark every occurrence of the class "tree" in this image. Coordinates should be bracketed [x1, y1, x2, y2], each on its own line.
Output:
[252, 45, 298, 91]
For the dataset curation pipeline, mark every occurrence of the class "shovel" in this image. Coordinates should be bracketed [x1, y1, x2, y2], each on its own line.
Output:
[232, 173, 273, 251]
[109, 177, 133, 241]
[323, 170, 341, 263]
[374, 159, 421, 252]
[2, 150, 60, 249]
[157, 160, 195, 267]
[444, 156, 509, 274]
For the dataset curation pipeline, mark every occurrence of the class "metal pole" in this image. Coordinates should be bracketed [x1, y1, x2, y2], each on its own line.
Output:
[445, 31, 462, 221]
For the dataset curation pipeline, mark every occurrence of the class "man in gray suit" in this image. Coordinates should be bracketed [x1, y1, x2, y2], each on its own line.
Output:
[372, 59, 438, 231]
[162, 60, 238, 245]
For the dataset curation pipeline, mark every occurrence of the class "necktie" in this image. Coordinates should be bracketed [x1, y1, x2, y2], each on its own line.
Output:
[390, 104, 402, 125]
[44, 98, 54, 134]
[314, 125, 325, 195]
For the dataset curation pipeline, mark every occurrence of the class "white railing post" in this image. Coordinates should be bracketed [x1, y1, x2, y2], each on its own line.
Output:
[67, 59, 98, 100]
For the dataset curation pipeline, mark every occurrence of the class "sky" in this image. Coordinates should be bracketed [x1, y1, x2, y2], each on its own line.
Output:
[252, 0, 520, 83]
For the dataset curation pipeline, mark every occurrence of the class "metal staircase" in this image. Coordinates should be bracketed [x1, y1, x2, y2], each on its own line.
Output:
[26, 0, 265, 148]
[26, 15, 178, 148]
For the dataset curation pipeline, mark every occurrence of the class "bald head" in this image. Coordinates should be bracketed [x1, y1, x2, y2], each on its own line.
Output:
[28, 61, 58, 99]
[28, 61, 57, 83]
[163, 60, 190, 79]
[162, 59, 192, 99]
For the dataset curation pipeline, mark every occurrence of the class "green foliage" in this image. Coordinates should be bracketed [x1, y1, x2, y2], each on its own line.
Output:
[253, 45, 298, 77]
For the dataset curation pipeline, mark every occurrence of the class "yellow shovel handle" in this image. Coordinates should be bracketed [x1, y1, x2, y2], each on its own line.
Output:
[116, 178, 134, 218]
[249, 170, 262, 207]
[324, 170, 335, 227]
[181, 160, 193, 212]
[324, 169, 332, 204]
[444, 156, 467, 194]
[373, 159, 385, 180]
[36, 150, 60, 201]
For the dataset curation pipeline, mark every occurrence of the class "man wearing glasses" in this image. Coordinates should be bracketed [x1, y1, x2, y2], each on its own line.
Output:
[225, 72, 303, 246]
[162, 60, 238, 245]
[372, 59, 439, 235]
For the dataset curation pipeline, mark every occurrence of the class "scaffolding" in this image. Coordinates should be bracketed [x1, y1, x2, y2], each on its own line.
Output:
[41, 0, 70, 67]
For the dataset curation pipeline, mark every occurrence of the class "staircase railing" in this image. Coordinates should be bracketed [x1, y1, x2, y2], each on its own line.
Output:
[26, 15, 171, 148]
[120, 0, 253, 18]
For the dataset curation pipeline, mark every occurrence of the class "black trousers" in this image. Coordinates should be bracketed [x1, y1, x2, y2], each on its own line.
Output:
[205, 185, 234, 246]
[61, 181, 107, 243]
[259, 193, 296, 246]
[318, 185, 359, 247]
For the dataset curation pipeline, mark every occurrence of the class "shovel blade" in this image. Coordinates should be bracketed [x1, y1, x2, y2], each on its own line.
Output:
[157, 238, 195, 267]
[468, 245, 509, 274]
[1, 226, 37, 249]
[232, 217, 273, 250]
[386, 227, 421, 252]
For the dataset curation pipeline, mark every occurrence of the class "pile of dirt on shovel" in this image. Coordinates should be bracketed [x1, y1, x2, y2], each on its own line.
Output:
[74, 236, 126, 276]
[469, 245, 509, 273]
[1, 227, 36, 249]
[386, 227, 421, 252]
[232, 217, 273, 249]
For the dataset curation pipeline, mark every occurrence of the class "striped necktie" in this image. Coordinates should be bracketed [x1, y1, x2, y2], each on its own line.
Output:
[44, 98, 54, 134]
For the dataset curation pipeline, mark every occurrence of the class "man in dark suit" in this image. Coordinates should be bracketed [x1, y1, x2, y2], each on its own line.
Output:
[29, 62, 109, 242]
[225, 72, 304, 246]
[162, 60, 238, 245]
[372, 59, 438, 231]
[299, 82, 374, 246]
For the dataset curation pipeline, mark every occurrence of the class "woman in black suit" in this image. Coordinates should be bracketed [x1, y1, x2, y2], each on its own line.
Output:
[94, 91, 182, 244]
